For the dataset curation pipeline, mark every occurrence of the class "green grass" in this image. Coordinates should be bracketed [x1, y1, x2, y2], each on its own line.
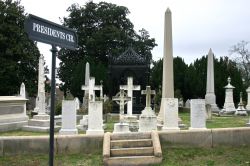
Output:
[179, 111, 249, 129]
[0, 152, 102, 166]
[156, 144, 250, 166]
[1, 146, 250, 166]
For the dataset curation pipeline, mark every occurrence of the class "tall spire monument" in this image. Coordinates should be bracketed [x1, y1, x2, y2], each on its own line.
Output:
[158, 8, 174, 122]
[205, 49, 219, 113]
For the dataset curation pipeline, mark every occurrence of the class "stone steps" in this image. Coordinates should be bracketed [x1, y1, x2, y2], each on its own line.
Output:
[103, 131, 162, 166]
[111, 139, 152, 148]
[111, 147, 154, 157]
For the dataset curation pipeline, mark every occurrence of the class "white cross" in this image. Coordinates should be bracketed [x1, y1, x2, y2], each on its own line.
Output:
[112, 89, 131, 123]
[141, 86, 155, 109]
[120, 77, 140, 116]
[81, 77, 102, 102]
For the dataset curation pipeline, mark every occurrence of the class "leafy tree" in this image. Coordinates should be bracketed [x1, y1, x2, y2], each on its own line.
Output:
[0, 0, 40, 96]
[230, 41, 250, 85]
[58, 1, 156, 99]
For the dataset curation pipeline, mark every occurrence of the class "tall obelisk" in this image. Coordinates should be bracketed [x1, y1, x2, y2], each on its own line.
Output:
[158, 8, 174, 122]
[205, 49, 219, 113]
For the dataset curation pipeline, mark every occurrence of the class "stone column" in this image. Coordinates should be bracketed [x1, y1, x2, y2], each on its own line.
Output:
[205, 49, 219, 114]
[246, 87, 250, 110]
[33, 55, 46, 115]
[158, 8, 174, 122]
[83, 62, 90, 110]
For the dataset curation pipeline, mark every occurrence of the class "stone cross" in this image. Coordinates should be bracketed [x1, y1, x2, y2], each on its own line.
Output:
[120, 77, 140, 116]
[112, 89, 131, 123]
[82, 77, 101, 102]
[141, 86, 155, 109]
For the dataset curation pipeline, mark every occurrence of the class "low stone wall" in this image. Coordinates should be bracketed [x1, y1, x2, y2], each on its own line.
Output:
[0, 127, 250, 156]
[0, 134, 103, 156]
[159, 127, 250, 147]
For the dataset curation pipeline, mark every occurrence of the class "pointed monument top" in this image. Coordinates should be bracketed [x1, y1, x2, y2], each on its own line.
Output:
[208, 48, 213, 55]
[166, 8, 171, 13]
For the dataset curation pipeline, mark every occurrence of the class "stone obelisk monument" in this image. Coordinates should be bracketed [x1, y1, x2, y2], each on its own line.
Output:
[33, 55, 46, 115]
[83, 62, 90, 110]
[158, 8, 174, 123]
[205, 49, 219, 114]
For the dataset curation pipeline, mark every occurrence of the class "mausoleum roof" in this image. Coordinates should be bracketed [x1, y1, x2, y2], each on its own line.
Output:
[112, 47, 146, 65]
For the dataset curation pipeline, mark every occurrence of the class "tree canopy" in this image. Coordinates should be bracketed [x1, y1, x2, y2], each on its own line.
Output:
[58, 1, 157, 99]
[0, 0, 40, 96]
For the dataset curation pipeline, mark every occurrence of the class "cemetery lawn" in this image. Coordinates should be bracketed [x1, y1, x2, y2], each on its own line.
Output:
[179, 111, 249, 129]
[157, 144, 250, 166]
[1, 146, 250, 166]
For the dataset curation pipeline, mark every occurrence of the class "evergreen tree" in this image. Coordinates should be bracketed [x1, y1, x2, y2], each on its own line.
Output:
[0, 0, 40, 96]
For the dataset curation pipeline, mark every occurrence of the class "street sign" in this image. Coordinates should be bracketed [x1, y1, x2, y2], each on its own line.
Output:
[24, 14, 78, 166]
[25, 14, 77, 50]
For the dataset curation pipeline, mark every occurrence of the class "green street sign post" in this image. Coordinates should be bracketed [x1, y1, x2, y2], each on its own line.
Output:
[25, 14, 78, 166]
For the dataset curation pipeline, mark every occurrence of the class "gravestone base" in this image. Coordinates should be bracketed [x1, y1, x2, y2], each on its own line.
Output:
[59, 129, 78, 135]
[219, 108, 236, 115]
[235, 110, 248, 116]
[139, 108, 157, 132]
[113, 123, 130, 133]
[0, 118, 28, 132]
[124, 115, 139, 132]
[246, 120, 250, 127]
[22, 114, 60, 132]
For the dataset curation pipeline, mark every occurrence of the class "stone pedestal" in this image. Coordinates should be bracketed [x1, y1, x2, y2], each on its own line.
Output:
[86, 101, 104, 135]
[220, 78, 236, 115]
[189, 99, 207, 130]
[139, 107, 157, 132]
[59, 100, 78, 135]
[162, 98, 180, 131]
[0, 96, 29, 131]
[113, 123, 130, 133]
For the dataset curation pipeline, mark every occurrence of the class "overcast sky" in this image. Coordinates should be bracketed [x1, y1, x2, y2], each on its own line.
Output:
[20, 0, 250, 71]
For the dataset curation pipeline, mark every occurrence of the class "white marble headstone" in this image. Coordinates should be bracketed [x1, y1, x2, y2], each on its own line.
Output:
[86, 101, 104, 135]
[59, 100, 78, 135]
[162, 98, 180, 131]
[189, 99, 207, 130]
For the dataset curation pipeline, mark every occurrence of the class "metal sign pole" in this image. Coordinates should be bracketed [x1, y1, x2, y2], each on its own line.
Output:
[49, 45, 57, 166]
